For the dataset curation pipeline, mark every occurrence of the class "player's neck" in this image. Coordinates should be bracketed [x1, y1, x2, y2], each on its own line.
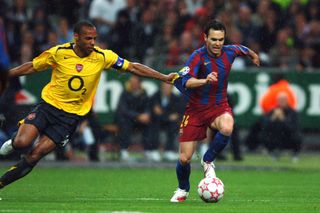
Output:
[73, 44, 88, 58]
[206, 47, 222, 58]
[208, 51, 221, 58]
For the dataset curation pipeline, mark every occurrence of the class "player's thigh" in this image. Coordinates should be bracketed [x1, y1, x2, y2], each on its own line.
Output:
[210, 113, 234, 135]
[179, 141, 197, 163]
[14, 123, 40, 147]
[26, 135, 57, 163]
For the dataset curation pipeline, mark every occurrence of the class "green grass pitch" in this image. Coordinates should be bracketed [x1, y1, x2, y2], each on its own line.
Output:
[0, 154, 320, 213]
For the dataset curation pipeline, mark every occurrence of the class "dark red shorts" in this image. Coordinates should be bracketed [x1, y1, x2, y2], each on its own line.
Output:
[179, 102, 233, 142]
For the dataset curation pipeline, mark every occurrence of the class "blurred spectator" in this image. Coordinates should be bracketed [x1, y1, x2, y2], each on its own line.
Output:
[245, 74, 297, 151]
[115, 75, 160, 162]
[216, 9, 236, 39]
[166, 31, 194, 68]
[32, 21, 48, 56]
[5, 0, 30, 65]
[56, 18, 73, 44]
[0, 0, 8, 17]
[6, 0, 30, 25]
[151, 21, 176, 68]
[228, 27, 247, 70]
[120, 0, 140, 24]
[261, 92, 302, 162]
[44, 0, 87, 25]
[292, 12, 309, 48]
[296, 45, 317, 72]
[302, 20, 320, 69]
[255, 4, 281, 53]
[235, 3, 259, 46]
[41, 30, 59, 51]
[260, 74, 297, 114]
[132, 7, 159, 62]
[149, 82, 184, 161]
[20, 30, 35, 62]
[175, 0, 192, 37]
[31, 6, 50, 29]
[89, 0, 126, 43]
[0, 17, 9, 68]
[269, 28, 298, 70]
[108, 10, 134, 58]
[185, 0, 203, 15]
[305, 0, 320, 21]
[184, 6, 211, 43]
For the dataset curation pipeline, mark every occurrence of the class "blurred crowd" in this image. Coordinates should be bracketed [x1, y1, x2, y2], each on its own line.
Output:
[1, 0, 320, 71]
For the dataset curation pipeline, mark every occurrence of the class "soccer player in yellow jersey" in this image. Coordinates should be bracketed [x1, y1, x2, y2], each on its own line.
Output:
[0, 20, 176, 189]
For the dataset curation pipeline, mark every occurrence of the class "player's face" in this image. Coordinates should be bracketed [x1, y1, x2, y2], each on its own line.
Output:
[204, 29, 225, 57]
[74, 26, 97, 56]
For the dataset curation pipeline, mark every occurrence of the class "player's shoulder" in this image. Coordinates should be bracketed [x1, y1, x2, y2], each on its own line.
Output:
[222, 44, 239, 51]
[50, 43, 74, 54]
[193, 46, 206, 54]
[55, 43, 73, 50]
[93, 46, 117, 57]
[223, 44, 248, 52]
[189, 46, 206, 59]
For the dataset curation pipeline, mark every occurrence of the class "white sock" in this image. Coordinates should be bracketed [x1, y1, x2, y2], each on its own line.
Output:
[0, 139, 13, 156]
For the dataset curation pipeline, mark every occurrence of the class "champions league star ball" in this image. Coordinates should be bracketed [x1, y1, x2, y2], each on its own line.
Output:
[197, 177, 224, 203]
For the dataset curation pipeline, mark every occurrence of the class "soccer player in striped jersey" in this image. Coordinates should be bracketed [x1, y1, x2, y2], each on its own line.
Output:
[170, 20, 260, 202]
[0, 20, 176, 189]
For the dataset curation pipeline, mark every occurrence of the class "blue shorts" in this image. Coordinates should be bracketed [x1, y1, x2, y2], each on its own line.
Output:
[22, 101, 84, 146]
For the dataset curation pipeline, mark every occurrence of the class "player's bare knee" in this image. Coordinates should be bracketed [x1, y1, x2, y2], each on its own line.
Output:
[219, 126, 233, 136]
[12, 136, 32, 149]
[179, 154, 192, 165]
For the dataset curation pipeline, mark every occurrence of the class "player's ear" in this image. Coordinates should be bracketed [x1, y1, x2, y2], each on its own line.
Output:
[203, 33, 207, 42]
[74, 33, 79, 42]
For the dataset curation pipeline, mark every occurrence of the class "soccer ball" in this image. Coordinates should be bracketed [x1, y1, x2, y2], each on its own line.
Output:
[197, 177, 224, 203]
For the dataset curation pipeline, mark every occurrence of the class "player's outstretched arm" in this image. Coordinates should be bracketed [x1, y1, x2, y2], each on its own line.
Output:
[8, 62, 36, 78]
[127, 62, 176, 83]
[185, 72, 218, 88]
[0, 62, 39, 95]
[248, 49, 260, 67]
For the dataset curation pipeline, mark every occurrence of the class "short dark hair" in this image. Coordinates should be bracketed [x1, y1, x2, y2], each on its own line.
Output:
[73, 20, 95, 34]
[204, 20, 226, 36]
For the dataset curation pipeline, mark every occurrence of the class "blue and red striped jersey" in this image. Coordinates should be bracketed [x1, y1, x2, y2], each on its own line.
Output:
[174, 44, 249, 106]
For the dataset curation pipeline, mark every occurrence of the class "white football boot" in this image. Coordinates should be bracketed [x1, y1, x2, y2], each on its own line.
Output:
[0, 140, 13, 156]
[201, 158, 216, 178]
[170, 188, 189, 202]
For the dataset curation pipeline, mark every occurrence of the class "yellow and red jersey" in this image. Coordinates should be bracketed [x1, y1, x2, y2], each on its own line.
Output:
[32, 42, 130, 116]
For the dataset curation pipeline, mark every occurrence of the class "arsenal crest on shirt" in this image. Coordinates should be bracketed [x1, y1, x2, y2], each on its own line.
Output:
[76, 64, 83, 72]
[27, 112, 36, 120]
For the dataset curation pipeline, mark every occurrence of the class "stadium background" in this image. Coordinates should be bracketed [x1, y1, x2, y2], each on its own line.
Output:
[1, 0, 320, 155]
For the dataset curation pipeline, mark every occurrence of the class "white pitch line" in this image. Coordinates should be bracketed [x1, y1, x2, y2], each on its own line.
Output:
[74, 197, 199, 201]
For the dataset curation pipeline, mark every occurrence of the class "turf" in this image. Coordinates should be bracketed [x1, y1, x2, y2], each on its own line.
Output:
[0, 154, 320, 213]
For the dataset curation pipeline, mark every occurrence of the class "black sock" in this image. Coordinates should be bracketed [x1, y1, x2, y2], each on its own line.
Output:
[0, 157, 35, 189]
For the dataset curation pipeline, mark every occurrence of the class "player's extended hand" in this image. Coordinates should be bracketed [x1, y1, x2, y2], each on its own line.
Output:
[206, 72, 218, 83]
[166, 72, 178, 84]
[252, 57, 260, 66]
